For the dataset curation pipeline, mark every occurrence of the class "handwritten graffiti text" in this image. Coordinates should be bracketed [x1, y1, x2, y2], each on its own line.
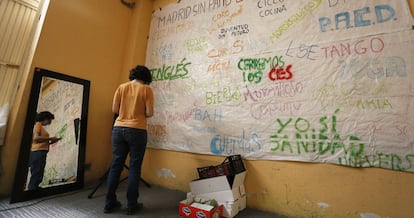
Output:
[285, 40, 319, 60]
[339, 152, 414, 171]
[319, 5, 396, 32]
[243, 81, 304, 102]
[270, 109, 366, 157]
[194, 108, 223, 121]
[339, 56, 406, 80]
[206, 86, 241, 105]
[211, 129, 262, 155]
[151, 58, 191, 82]
[321, 37, 384, 59]
[208, 40, 243, 58]
[148, 124, 167, 137]
[270, 0, 322, 43]
[268, 64, 293, 81]
[238, 55, 285, 84]
[250, 102, 302, 120]
[258, 0, 287, 18]
[218, 24, 249, 39]
[185, 36, 208, 53]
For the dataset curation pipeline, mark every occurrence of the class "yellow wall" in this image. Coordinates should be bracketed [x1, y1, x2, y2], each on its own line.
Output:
[120, 0, 154, 81]
[0, 0, 133, 194]
[1, 0, 414, 218]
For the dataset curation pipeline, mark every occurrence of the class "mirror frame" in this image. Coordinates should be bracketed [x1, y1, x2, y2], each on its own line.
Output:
[10, 67, 90, 203]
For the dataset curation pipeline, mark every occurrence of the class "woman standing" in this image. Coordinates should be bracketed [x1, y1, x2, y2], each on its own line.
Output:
[28, 111, 61, 191]
[104, 65, 154, 215]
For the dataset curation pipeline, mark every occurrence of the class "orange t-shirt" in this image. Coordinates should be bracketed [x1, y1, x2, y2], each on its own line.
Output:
[113, 82, 154, 130]
[31, 122, 49, 151]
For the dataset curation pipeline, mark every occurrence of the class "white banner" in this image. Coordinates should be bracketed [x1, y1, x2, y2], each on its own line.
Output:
[146, 0, 414, 172]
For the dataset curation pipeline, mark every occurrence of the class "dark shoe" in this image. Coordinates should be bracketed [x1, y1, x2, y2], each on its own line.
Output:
[104, 201, 121, 213]
[126, 203, 143, 215]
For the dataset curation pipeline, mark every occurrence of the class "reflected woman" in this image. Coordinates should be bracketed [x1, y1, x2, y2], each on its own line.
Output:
[28, 111, 61, 191]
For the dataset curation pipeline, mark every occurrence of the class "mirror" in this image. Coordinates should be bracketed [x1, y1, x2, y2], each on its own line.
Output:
[10, 67, 90, 203]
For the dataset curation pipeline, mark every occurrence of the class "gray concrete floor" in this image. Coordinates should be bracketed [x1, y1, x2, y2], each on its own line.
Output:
[0, 181, 287, 218]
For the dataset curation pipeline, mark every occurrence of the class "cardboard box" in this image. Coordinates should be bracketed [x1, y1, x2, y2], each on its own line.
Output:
[239, 185, 246, 197]
[219, 195, 247, 218]
[179, 199, 224, 218]
[239, 194, 247, 211]
[189, 171, 246, 202]
[220, 198, 240, 218]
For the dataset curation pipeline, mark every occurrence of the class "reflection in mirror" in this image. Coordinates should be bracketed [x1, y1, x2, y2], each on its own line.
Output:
[26, 77, 84, 190]
[11, 68, 90, 203]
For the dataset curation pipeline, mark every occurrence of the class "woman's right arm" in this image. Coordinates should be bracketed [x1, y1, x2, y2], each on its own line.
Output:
[146, 105, 153, 118]
[145, 87, 154, 118]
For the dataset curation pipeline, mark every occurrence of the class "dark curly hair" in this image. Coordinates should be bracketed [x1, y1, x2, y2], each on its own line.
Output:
[35, 111, 55, 122]
[129, 65, 152, 85]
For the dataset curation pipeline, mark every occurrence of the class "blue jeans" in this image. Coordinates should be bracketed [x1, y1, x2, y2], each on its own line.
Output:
[105, 126, 147, 208]
[28, 150, 48, 190]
